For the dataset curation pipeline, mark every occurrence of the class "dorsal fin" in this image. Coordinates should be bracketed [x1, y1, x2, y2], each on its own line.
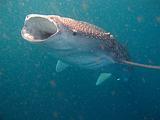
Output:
[122, 60, 160, 70]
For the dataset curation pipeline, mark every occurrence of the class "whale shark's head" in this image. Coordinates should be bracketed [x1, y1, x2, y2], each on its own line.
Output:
[21, 14, 60, 43]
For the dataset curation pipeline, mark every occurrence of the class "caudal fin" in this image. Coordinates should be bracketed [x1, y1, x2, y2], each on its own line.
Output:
[122, 60, 160, 70]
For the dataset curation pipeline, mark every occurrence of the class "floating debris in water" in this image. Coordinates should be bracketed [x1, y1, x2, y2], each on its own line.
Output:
[117, 78, 120, 81]
[156, 16, 160, 24]
[53, 111, 59, 119]
[136, 16, 144, 23]
[50, 80, 57, 88]
[81, 0, 89, 12]
[127, 6, 134, 12]
[111, 90, 116, 96]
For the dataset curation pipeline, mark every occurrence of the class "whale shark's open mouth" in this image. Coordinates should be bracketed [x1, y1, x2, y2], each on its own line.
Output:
[21, 16, 58, 42]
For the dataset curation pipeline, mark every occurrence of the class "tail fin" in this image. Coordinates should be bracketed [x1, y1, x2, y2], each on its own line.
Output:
[122, 60, 160, 70]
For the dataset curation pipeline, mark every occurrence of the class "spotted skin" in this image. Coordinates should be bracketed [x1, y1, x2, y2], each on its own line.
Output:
[50, 16, 129, 61]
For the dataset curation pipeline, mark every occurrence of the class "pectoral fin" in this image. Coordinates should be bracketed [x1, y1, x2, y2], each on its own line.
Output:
[56, 60, 69, 72]
[96, 73, 112, 86]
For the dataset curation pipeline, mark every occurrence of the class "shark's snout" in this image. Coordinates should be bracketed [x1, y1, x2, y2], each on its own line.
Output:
[21, 14, 58, 42]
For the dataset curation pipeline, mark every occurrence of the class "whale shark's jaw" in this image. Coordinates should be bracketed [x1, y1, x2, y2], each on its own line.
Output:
[21, 14, 58, 43]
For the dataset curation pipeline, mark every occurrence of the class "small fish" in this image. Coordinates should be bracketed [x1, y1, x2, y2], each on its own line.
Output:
[21, 14, 160, 85]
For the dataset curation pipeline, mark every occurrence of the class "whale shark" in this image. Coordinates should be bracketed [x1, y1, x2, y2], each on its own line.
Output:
[21, 14, 160, 85]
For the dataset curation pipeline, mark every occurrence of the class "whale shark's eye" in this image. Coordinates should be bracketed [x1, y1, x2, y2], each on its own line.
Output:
[73, 31, 77, 36]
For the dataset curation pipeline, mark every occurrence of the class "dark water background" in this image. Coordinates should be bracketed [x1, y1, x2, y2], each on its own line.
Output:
[0, 0, 160, 120]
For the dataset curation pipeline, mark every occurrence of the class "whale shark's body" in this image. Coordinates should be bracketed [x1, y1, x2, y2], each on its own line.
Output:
[21, 14, 160, 85]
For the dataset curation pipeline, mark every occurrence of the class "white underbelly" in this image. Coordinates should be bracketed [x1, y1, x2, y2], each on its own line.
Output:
[46, 33, 115, 69]
[67, 55, 114, 69]
[55, 49, 115, 69]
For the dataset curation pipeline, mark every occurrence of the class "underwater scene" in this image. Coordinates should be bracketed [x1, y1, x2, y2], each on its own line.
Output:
[0, 0, 160, 120]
